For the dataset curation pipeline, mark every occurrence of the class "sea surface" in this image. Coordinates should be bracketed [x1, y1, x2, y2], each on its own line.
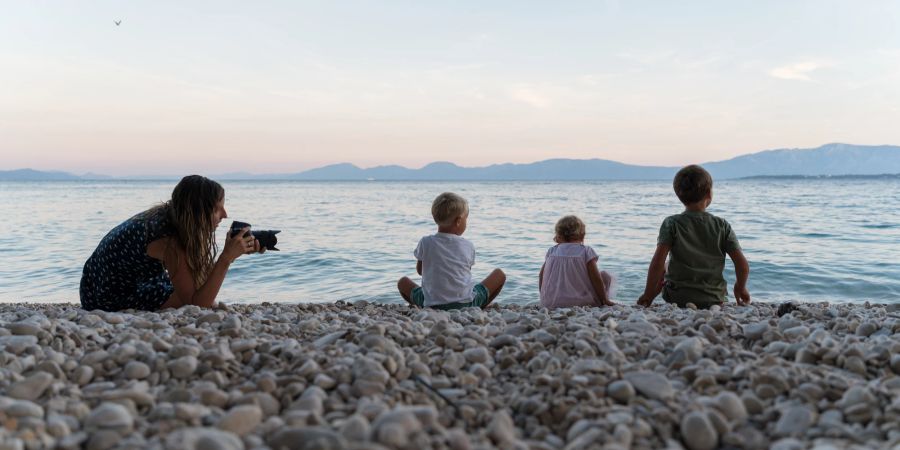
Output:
[1, 179, 899, 305]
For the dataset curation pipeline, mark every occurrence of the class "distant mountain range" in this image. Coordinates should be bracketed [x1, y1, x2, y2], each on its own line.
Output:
[3, 143, 900, 181]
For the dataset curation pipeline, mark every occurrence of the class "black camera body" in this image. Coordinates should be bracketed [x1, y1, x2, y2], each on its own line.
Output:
[230, 221, 280, 251]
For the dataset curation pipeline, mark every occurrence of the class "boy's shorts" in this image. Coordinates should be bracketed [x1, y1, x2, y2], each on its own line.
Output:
[663, 283, 724, 309]
[411, 284, 490, 310]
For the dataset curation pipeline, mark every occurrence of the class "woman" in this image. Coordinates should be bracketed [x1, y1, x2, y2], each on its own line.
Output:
[80, 175, 261, 311]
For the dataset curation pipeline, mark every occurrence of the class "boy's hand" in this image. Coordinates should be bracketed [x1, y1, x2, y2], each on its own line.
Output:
[637, 294, 654, 307]
[734, 285, 751, 306]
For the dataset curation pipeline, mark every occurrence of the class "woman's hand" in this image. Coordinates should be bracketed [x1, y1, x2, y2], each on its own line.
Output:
[222, 227, 258, 262]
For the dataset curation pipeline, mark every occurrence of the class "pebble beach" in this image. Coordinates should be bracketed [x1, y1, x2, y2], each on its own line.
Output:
[1, 302, 899, 450]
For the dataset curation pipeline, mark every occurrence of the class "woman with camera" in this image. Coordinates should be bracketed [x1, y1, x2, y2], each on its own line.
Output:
[79, 175, 262, 311]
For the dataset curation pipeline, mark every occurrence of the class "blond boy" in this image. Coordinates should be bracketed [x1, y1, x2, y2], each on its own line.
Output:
[398, 192, 506, 309]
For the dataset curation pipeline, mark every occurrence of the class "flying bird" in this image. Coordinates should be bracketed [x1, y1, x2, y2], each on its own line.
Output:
[114, 20, 122, 26]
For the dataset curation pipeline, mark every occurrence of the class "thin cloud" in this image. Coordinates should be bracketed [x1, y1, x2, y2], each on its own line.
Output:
[508, 84, 552, 108]
[769, 60, 835, 81]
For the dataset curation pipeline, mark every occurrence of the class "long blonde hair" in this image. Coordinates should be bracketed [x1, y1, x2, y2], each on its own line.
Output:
[145, 175, 223, 288]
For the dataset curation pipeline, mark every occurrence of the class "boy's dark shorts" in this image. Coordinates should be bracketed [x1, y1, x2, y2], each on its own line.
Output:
[663, 284, 724, 309]
[411, 284, 490, 310]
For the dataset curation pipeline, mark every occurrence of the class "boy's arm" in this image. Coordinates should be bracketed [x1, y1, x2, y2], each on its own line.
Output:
[538, 263, 544, 290]
[587, 259, 613, 306]
[416, 260, 423, 276]
[637, 243, 670, 307]
[727, 248, 751, 305]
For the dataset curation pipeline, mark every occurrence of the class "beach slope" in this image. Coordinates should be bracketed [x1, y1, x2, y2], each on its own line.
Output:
[1, 302, 899, 449]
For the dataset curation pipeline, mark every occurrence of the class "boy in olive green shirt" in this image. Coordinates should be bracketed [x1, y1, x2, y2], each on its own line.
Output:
[637, 165, 751, 308]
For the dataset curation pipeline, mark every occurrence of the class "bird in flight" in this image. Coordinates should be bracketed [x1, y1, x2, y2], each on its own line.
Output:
[114, 20, 122, 26]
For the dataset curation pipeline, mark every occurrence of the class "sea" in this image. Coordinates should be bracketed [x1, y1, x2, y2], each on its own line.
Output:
[1, 179, 899, 305]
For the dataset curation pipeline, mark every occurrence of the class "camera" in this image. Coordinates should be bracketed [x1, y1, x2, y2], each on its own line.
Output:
[230, 221, 280, 251]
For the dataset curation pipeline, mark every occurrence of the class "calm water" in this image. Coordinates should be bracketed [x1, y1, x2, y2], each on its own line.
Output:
[1, 180, 899, 305]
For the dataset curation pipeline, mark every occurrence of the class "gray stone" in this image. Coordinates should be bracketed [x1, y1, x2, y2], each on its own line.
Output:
[856, 321, 877, 337]
[73, 365, 94, 386]
[714, 392, 748, 421]
[891, 354, 900, 375]
[681, 411, 718, 450]
[166, 427, 244, 450]
[675, 337, 703, 362]
[3, 400, 44, 418]
[607, 380, 635, 403]
[372, 409, 423, 447]
[624, 371, 674, 401]
[87, 430, 121, 450]
[742, 322, 768, 340]
[338, 414, 370, 441]
[462, 346, 490, 364]
[487, 410, 517, 444]
[774, 406, 815, 437]
[167, 355, 198, 379]
[85, 403, 133, 434]
[267, 427, 348, 450]
[218, 405, 263, 436]
[8, 321, 42, 336]
[7, 371, 54, 401]
[0, 335, 38, 354]
[123, 361, 151, 380]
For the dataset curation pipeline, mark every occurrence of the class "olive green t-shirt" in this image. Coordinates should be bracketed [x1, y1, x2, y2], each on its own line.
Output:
[657, 210, 741, 307]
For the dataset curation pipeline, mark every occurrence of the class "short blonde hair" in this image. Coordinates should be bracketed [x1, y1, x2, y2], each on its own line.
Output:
[431, 192, 468, 226]
[555, 215, 586, 242]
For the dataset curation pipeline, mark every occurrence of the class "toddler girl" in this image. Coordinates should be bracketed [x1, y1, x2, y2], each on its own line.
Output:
[539, 215, 616, 308]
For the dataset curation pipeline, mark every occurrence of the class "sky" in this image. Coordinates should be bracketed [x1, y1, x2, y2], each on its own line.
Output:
[2, 1, 900, 176]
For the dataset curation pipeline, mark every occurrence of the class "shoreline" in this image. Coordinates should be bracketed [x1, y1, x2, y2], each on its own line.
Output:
[1, 302, 899, 449]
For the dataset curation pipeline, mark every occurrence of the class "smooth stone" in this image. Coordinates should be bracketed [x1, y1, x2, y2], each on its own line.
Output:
[85, 403, 134, 434]
[624, 371, 674, 401]
[0, 335, 38, 354]
[8, 322, 42, 336]
[463, 346, 490, 364]
[487, 410, 517, 444]
[372, 410, 420, 447]
[714, 392, 748, 421]
[680, 411, 718, 450]
[891, 354, 900, 375]
[838, 386, 876, 409]
[166, 427, 244, 450]
[313, 373, 336, 389]
[675, 337, 703, 362]
[167, 355, 198, 379]
[87, 430, 121, 450]
[742, 322, 769, 340]
[218, 405, 263, 436]
[607, 380, 636, 403]
[4, 400, 44, 418]
[175, 403, 209, 421]
[72, 365, 94, 386]
[7, 371, 54, 401]
[123, 361, 151, 380]
[783, 326, 810, 340]
[489, 334, 520, 348]
[338, 414, 370, 441]
[774, 406, 815, 437]
[267, 427, 348, 450]
[855, 322, 877, 337]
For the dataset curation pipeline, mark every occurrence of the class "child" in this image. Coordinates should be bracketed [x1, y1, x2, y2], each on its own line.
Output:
[539, 215, 616, 308]
[397, 192, 506, 310]
[637, 164, 751, 309]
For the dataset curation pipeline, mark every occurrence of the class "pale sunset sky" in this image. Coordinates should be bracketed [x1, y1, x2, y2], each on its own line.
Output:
[2, 1, 900, 175]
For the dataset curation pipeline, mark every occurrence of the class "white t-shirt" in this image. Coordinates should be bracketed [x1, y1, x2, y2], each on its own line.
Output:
[414, 233, 476, 306]
[540, 243, 600, 308]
